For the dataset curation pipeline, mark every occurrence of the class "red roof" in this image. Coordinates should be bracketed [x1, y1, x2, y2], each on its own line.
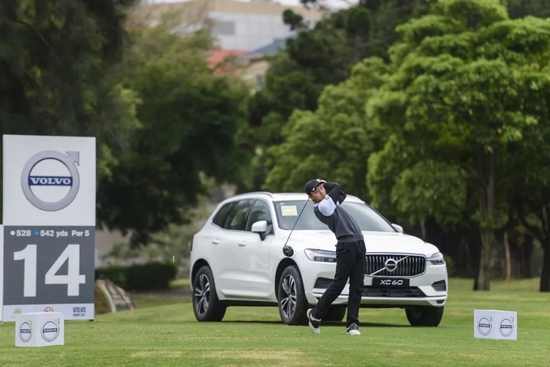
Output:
[206, 49, 247, 73]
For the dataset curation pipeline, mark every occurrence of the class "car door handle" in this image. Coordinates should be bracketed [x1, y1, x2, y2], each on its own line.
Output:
[238, 241, 246, 247]
[212, 239, 220, 245]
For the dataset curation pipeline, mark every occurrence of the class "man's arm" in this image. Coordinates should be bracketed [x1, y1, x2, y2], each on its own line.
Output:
[322, 181, 347, 204]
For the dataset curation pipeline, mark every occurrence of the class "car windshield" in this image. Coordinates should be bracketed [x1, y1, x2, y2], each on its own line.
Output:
[273, 200, 396, 232]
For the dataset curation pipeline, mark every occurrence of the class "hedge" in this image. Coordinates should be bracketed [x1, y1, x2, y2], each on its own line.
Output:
[95, 262, 177, 291]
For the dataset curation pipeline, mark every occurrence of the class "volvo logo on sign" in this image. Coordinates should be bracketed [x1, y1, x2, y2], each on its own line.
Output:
[499, 318, 514, 337]
[477, 317, 492, 336]
[19, 321, 32, 343]
[40, 320, 60, 342]
[21, 150, 80, 211]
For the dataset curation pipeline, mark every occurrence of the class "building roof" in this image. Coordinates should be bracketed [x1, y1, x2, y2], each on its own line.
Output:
[238, 34, 294, 61]
[206, 49, 247, 68]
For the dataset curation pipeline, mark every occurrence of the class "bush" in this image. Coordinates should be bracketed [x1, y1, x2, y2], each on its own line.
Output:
[95, 265, 127, 288]
[444, 254, 455, 277]
[95, 262, 177, 291]
[126, 262, 178, 291]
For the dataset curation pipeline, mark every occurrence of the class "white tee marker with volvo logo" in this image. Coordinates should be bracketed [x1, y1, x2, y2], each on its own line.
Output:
[21, 150, 80, 212]
[474, 310, 517, 340]
[14, 312, 65, 347]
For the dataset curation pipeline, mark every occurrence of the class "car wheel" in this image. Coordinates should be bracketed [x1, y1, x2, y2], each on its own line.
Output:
[192, 265, 227, 322]
[277, 265, 308, 325]
[324, 306, 346, 322]
[405, 306, 444, 327]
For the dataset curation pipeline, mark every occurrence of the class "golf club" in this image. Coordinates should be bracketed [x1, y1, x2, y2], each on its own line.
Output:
[282, 197, 310, 257]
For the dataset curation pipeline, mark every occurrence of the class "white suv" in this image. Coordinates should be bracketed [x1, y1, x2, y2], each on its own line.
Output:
[189, 192, 448, 326]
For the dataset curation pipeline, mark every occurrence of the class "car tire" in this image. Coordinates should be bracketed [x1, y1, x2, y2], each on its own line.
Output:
[405, 306, 444, 327]
[277, 265, 308, 325]
[324, 306, 346, 322]
[192, 265, 227, 322]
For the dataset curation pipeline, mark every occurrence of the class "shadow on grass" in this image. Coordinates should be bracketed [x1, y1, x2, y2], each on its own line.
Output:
[218, 320, 410, 328]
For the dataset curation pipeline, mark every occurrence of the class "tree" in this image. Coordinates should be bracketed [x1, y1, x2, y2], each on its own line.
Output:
[512, 115, 550, 291]
[366, 0, 550, 290]
[263, 57, 389, 197]
[507, 0, 550, 19]
[242, 0, 435, 192]
[97, 24, 251, 245]
[0, 0, 141, 218]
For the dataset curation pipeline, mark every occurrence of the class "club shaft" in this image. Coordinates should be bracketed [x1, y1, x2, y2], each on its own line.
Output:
[283, 198, 309, 247]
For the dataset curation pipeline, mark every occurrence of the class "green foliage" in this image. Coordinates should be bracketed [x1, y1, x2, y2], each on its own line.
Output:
[506, 0, 550, 19]
[125, 262, 178, 291]
[95, 262, 177, 291]
[97, 25, 251, 244]
[367, 0, 550, 214]
[0, 1, 252, 242]
[0, 0, 141, 217]
[263, 58, 390, 198]
[392, 161, 467, 228]
[444, 254, 456, 276]
[100, 194, 214, 267]
[365, 0, 550, 289]
[95, 265, 128, 289]
[243, 1, 435, 192]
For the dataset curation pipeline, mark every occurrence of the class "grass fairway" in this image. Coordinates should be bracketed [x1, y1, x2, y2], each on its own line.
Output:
[1, 278, 549, 366]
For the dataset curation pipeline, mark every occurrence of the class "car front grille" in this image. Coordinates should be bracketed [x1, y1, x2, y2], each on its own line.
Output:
[313, 278, 427, 298]
[365, 254, 426, 277]
[361, 287, 426, 298]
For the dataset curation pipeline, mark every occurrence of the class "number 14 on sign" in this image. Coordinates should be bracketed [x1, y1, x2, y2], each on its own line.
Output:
[13, 244, 86, 297]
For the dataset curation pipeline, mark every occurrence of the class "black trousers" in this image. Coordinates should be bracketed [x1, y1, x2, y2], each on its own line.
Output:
[312, 239, 366, 327]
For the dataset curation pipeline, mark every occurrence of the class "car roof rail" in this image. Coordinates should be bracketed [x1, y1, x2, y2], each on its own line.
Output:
[248, 191, 273, 197]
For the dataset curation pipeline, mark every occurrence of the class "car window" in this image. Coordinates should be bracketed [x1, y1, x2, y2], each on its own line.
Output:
[212, 202, 236, 227]
[341, 202, 395, 232]
[273, 200, 395, 232]
[223, 199, 253, 231]
[245, 199, 274, 234]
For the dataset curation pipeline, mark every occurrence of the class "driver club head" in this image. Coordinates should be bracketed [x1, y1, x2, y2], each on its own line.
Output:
[282, 245, 294, 257]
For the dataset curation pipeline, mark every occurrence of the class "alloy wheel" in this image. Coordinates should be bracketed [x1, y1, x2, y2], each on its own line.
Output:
[280, 274, 297, 319]
[194, 273, 210, 316]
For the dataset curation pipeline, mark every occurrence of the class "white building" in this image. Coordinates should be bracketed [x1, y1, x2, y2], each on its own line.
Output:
[136, 0, 324, 51]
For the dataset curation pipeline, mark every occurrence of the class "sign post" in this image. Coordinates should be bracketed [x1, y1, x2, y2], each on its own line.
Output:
[2, 135, 96, 321]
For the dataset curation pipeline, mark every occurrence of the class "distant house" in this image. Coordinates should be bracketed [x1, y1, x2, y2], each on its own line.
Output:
[206, 49, 247, 74]
[236, 36, 293, 89]
[132, 0, 322, 86]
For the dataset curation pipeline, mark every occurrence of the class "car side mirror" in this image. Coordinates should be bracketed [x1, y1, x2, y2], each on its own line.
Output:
[392, 223, 403, 233]
[251, 220, 268, 240]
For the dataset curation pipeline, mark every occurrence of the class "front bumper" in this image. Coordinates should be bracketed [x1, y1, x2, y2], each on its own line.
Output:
[304, 261, 448, 308]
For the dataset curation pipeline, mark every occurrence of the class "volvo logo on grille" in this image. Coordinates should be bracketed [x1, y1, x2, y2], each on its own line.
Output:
[384, 258, 398, 272]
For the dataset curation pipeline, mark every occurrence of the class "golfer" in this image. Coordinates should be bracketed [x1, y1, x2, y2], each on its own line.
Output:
[304, 178, 366, 336]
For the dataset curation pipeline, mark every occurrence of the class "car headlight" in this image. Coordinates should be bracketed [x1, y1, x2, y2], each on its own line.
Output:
[428, 252, 445, 265]
[304, 249, 337, 263]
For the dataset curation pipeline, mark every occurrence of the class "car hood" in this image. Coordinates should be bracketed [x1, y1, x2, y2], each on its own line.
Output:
[286, 230, 439, 256]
